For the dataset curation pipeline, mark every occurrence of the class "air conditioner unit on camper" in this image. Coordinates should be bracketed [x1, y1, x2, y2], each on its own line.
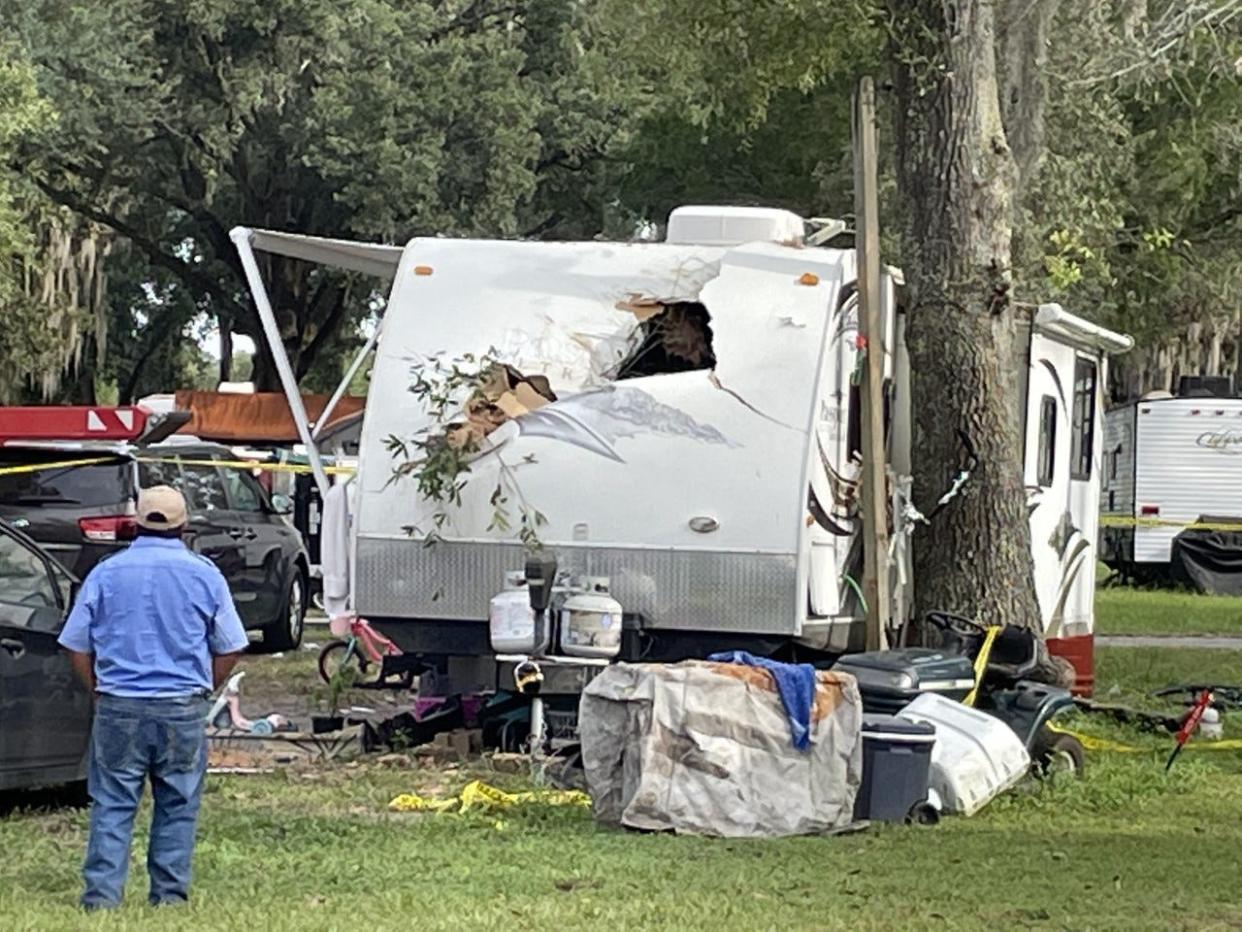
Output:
[665, 205, 805, 247]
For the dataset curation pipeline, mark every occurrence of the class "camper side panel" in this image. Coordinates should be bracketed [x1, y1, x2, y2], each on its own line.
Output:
[354, 239, 841, 637]
[1133, 398, 1242, 564]
[1099, 404, 1136, 567]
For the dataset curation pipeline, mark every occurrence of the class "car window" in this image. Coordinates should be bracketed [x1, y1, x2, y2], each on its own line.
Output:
[180, 462, 230, 513]
[222, 468, 265, 513]
[0, 458, 130, 508]
[0, 532, 56, 616]
[138, 456, 183, 491]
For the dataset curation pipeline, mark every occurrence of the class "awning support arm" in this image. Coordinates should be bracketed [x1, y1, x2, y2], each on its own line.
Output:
[229, 225, 332, 496]
[312, 320, 382, 441]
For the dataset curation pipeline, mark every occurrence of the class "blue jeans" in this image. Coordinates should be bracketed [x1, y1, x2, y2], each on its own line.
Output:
[82, 693, 209, 909]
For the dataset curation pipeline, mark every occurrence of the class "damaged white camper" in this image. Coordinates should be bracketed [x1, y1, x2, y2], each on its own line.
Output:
[231, 206, 1131, 695]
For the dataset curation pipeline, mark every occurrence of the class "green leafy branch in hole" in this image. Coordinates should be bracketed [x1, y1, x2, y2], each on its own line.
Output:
[386, 350, 549, 552]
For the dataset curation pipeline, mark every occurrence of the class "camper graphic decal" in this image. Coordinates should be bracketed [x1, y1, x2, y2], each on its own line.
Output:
[1196, 430, 1242, 454]
[514, 385, 739, 463]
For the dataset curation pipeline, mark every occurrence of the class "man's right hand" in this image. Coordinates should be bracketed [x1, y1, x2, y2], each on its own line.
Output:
[212, 651, 244, 690]
[67, 650, 96, 693]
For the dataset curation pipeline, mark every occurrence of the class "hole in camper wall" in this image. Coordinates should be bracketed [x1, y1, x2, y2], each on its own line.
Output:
[610, 301, 717, 381]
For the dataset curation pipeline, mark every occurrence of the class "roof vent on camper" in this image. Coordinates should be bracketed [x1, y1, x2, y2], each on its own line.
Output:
[665, 206, 805, 247]
[1140, 390, 1173, 401]
[1176, 375, 1233, 398]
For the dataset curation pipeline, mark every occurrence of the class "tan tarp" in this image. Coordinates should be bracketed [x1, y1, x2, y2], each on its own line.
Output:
[579, 661, 863, 837]
[173, 391, 366, 444]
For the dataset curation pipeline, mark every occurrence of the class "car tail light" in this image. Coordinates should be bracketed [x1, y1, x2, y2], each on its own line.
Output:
[78, 516, 138, 542]
[1140, 505, 1160, 517]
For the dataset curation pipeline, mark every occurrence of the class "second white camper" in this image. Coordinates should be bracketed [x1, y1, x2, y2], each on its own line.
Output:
[1101, 388, 1242, 580]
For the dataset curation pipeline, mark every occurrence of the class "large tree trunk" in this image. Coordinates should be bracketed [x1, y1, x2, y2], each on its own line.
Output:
[891, 0, 1042, 631]
[219, 322, 233, 385]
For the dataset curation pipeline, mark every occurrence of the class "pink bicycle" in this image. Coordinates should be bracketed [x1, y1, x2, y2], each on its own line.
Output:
[317, 615, 421, 689]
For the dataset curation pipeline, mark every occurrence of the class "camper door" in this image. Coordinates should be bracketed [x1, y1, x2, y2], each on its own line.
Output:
[1024, 336, 1101, 638]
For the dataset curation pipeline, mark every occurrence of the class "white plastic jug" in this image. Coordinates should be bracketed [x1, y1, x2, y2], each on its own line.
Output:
[489, 572, 538, 653]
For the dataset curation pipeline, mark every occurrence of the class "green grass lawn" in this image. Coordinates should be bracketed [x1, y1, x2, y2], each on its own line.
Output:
[3, 647, 1242, 930]
[1095, 585, 1242, 637]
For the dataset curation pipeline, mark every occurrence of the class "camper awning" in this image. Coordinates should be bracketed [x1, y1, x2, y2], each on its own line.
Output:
[174, 391, 366, 445]
[1035, 304, 1133, 355]
[241, 228, 404, 281]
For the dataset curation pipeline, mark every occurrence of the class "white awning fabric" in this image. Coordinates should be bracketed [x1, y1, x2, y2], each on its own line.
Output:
[237, 227, 404, 281]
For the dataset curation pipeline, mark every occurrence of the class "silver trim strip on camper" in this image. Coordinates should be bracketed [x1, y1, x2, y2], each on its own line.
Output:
[354, 536, 801, 634]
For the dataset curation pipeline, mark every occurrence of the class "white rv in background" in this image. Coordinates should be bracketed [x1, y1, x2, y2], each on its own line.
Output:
[231, 206, 1130, 695]
[1101, 381, 1242, 579]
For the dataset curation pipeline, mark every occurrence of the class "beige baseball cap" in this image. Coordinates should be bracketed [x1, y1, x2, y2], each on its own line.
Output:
[136, 485, 188, 530]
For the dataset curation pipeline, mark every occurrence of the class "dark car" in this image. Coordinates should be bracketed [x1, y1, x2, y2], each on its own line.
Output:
[0, 519, 90, 792]
[0, 441, 309, 652]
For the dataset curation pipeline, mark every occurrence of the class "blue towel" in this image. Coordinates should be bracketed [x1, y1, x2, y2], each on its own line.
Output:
[708, 651, 817, 751]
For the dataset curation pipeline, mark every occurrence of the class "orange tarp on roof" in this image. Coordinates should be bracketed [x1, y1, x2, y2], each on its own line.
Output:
[173, 391, 366, 444]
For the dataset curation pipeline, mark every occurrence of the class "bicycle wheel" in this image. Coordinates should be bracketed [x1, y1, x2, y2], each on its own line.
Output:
[317, 640, 372, 685]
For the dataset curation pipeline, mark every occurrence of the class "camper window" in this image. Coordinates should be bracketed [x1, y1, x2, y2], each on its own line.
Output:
[1037, 395, 1056, 487]
[1070, 358, 1097, 480]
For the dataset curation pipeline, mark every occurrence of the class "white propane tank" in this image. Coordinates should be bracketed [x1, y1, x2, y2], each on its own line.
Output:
[560, 577, 623, 658]
[1201, 706, 1223, 741]
[489, 572, 538, 653]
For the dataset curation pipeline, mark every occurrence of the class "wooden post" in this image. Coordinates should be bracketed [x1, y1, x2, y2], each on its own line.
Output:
[853, 76, 891, 651]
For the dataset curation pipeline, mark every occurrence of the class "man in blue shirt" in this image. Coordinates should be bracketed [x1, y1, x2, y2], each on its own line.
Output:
[58, 485, 249, 910]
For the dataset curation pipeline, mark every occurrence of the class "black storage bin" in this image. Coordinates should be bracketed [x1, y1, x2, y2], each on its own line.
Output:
[832, 648, 975, 714]
[853, 714, 936, 823]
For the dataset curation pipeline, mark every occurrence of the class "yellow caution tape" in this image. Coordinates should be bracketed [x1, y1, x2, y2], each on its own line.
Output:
[389, 779, 590, 814]
[1047, 722, 1242, 753]
[1100, 515, 1242, 532]
[962, 626, 1001, 709]
[137, 457, 356, 476]
[0, 456, 123, 477]
[1046, 723, 1143, 753]
[0, 455, 355, 478]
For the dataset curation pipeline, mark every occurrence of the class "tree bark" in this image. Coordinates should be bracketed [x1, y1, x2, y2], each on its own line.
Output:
[219, 322, 233, 385]
[891, 0, 1043, 631]
[998, 0, 1060, 190]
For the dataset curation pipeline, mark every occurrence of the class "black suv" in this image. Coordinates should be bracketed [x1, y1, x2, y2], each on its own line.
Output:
[0, 441, 309, 652]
